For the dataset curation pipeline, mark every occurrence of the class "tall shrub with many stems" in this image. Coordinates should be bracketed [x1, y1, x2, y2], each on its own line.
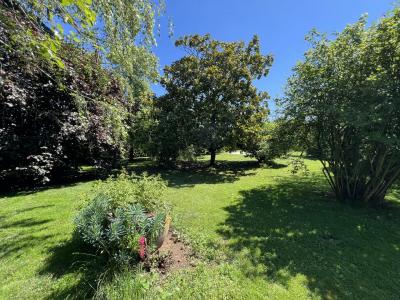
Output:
[281, 9, 400, 206]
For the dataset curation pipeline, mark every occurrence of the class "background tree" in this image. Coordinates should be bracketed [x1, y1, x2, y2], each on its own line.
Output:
[156, 34, 273, 165]
[281, 8, 400, 206]
[245, 120, 292, 164]
[129, 93, 159, 159]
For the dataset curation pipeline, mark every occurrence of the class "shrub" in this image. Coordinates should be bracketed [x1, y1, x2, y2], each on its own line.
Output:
[253, 139, 282, 164]
[289, 158, 310, 176]
[282, 9, 400, 205]
[75, 172, 168, 266]
[178, 145, 200, 162]
[92, 172, 167, 212]
[75, 194, 166, 267]
[75, 173, 168, 267]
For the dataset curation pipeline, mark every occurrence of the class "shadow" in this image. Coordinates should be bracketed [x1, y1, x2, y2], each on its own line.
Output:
[0, 156, 266, 196]
[0, 197, 106, 298]
[0, 233, 54, 259]
[263, 161, 287, 169]
[0, 167, 100, 197]
[0, 216, 53, 259]
[0, 179, 88, 198]
[218, 176, 400, 299]
[0, 218, 52, 230]
[0, 196, 59, 263]
[127, 158, 261, 188]
[14, 205, 55, 214]
[39, 234, 108, 299]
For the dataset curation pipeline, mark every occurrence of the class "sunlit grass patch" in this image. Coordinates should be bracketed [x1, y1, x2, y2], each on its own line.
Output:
[1, 153, 399, 299]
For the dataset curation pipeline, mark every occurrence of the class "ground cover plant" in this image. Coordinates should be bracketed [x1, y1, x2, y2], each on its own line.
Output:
[1, 153, 399, 299]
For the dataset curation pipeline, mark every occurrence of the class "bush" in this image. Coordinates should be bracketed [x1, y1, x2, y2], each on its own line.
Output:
[75, 173, 169, 267]
[92, 172, 167, 212]
[282, 9, 400, 205]
[75, 195, 166, 266]
[177, 145, 200, 162]
[253, 139, 282, 163]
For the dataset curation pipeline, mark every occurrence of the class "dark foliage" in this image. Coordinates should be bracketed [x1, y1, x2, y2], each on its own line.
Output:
[0, 3, 130, 189]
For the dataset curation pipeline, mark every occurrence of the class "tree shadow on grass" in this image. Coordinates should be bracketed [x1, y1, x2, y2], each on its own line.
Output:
[0, 167, 101, 196]
[39, 234, 108, 299]
[0, 217, 53, 259]
[218, 176, 400, 299]
[0, 202, 107, 298]
[128, 159, 274, 188]
[0, 233, 54, 260]
[0, 158, 266, 196]
[13, 204, 55, 214]
[0, 218, 52, 230]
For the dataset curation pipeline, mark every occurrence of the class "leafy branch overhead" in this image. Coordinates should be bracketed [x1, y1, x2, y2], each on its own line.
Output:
[0, 2, 142, 186]
[11, 0, 165, 98]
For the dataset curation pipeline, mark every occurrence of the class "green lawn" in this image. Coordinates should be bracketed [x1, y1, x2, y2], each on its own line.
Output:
[1, 153, 399, 299]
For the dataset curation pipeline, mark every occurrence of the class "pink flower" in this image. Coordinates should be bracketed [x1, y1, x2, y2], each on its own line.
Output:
[139, 236, 146, 260]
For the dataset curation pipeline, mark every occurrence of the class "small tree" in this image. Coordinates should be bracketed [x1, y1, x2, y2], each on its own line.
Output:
[157, 34, 273, 165]
[245, 121, 291, 164]
[281, 9, 400, 206]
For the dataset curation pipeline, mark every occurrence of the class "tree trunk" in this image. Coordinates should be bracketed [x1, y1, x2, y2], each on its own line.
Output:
[209, 149, 216, 166]
[128, 146, 134, 162]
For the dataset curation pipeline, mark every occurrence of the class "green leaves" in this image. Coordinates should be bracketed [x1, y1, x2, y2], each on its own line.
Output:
[75, 192, 168, 266]
[155, 34, 273, 164]
[14, 0, 163, 100]
[0, 4, 134, 187]
[60, 0, 74, 6]
[282, 7, 400, 205]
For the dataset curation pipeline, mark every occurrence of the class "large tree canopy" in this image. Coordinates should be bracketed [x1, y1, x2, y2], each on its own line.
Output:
[155, 34, 273, 165]
[281, 8, 400, 206]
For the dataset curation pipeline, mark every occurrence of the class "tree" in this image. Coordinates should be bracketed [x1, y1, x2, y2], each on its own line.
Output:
[0, 2, 128, 188]
[9, 0, 164, 99]
[156, 34, 273, 165]
[281, 9, 400, 206]
[129, 92, 159, 158]
[0, 0, 165, 188]
[246, 120, 291, 164]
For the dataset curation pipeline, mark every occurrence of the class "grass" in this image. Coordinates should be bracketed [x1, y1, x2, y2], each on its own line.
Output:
[1, 153, 400, 299]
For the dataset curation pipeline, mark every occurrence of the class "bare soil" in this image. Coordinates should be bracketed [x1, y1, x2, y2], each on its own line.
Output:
[157, 231, 193, 273]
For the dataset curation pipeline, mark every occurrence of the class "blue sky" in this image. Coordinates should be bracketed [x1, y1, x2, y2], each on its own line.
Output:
[152, 0, 395, 115]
